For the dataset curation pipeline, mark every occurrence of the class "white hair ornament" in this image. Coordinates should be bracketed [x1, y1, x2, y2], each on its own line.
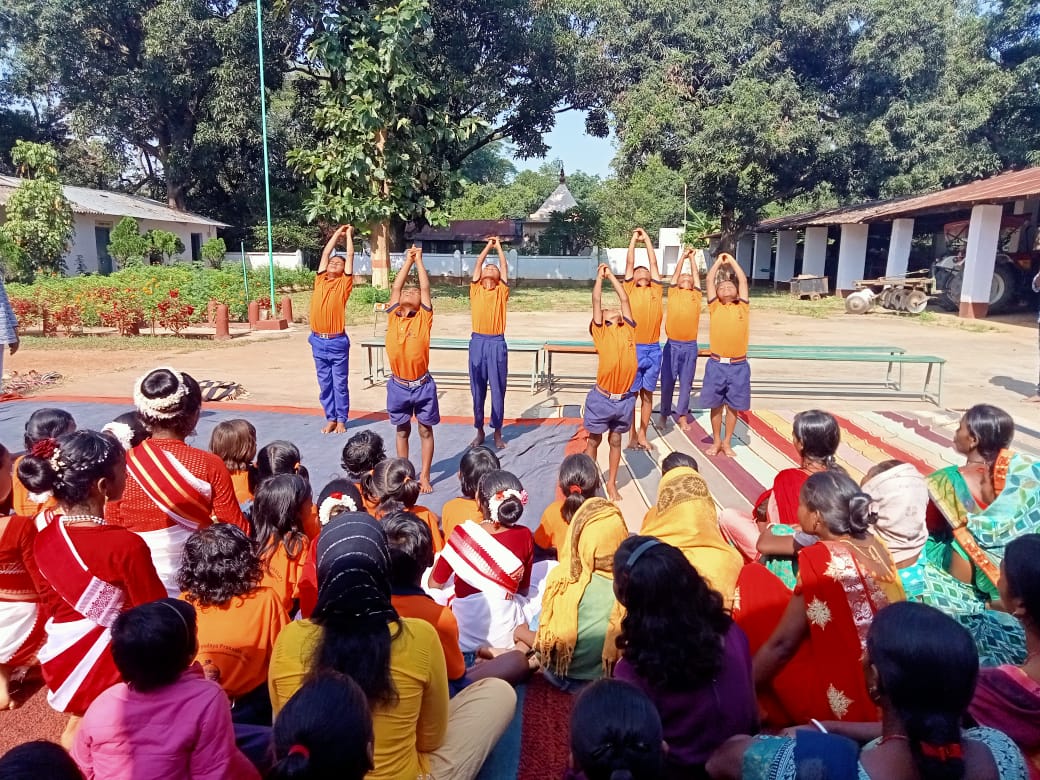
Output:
[133, 366, 189, 419]
[318, 493, 358, 526]
[102, 422, 135, 451]
[488, 488, 528, 524]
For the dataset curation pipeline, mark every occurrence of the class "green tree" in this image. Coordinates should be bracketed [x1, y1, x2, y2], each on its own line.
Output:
[201, 237, 227, 269]
[146, 230, 185, 264]
[0, 141, 73, 278]
[592, 155, 684, 246]
[107, 217, 151, 268]
[538, 205, 604, 255]
[459, 142, 517, 186]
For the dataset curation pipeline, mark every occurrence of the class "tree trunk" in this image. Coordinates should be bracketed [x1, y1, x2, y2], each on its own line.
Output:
[166, 178, 187, 211]
[389, 217, 407, 252]
[718, 206, 738, 254]
[370, 221, 391, 289]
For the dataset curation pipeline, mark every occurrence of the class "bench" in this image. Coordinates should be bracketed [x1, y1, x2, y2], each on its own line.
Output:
[360, 337, 546, 394]
[542, 343, 944, 405]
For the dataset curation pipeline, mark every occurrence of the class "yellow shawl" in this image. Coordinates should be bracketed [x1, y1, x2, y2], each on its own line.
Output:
[534, 498, 628, 676]
[641, 466, 743, 607]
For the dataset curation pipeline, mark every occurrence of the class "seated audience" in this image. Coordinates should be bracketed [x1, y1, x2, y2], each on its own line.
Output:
[178, 524, 288, 725]
[251, 441, 317, 537]
[251, 474, 311, 614]
[100, 411, 149, 452]
[71, 598, 258, 780]
[613, 536, 757, 777]
[364, 458, 443, 551]
[297, 481, 366, 618]
[341, 430, 386, 514]
[15, 407, 75, 519]
[268, 511, 516, 780]
[534, 453, 600, 558]
[0, 741, 84, 780]
[209, 419, 257, 505]
[442, 446, 500, 540]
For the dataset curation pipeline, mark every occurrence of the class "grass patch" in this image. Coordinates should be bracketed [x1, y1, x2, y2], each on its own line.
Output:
[748, 289, 845, 318]
[18, 335, 249, 352]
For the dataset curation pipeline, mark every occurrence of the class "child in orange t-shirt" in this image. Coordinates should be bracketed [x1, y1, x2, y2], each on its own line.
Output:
[340, 430, 385, 515]
[468, 237, 510, 450]
[310, 224, 356, 435]
[251, 473, 312, 615]
[178, 524, 289, 726]
[385, 247, 438, 493]
[362, 458, 444, 552]
[14, 408, 75, 518]
[209, 419, 257, 506]
[660, 248, 704, 432]
[441, 446, 500, 541]
[700, 252, 750, 457]
[534, 453, 601, 556]
[621, 228, 664, 451]
[584, 265, 638, 502]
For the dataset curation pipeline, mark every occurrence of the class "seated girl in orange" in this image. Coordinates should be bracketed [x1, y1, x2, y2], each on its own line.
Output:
[14, 408, 75, 519]
[209, 419, 257, 506]
[253, 441, 318, 538]
[363, 458, 444, 552]
[340, 430, 386, 515]
[178, 524, 288, 726]
[251, 474, 312, 615]
[441, 446, 499, 541]
[534, 453, 600, 558]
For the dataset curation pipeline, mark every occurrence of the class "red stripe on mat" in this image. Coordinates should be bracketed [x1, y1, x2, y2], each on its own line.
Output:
[880, 411, 953, 448]
[741, 412, 801, 462]
[683, 416, 768, 502]
[832, 414, 937, 476]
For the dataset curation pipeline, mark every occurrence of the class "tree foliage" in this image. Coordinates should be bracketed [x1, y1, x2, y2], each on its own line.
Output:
[539, 205, 604, 255]
[108, 217, 151, 268]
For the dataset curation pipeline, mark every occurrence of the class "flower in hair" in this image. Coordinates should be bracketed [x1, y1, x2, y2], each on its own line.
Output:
[101, 422, 135, 451]
[30, 438, 58, 459]
[488, 488, 527, 524]
[318, 492, 358, 526]
[48, 447, 65, 474]
[133, 366, 190, 420]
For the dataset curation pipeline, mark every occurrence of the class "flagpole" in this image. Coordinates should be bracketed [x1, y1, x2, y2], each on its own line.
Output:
[255, 0, 276, 312]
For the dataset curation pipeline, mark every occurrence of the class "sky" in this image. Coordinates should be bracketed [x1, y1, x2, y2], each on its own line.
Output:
[510, 110, 616, 179]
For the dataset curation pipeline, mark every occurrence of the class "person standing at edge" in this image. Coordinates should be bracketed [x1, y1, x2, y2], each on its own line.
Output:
[469, 237, 510, 450]
[623, 228, 663, 451]
[309, 225, 355, 434]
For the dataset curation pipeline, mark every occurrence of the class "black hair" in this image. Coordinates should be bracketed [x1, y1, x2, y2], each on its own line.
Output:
[0, 741, 84, 780]
[801, 469, 877, 538]
[23, 407, 76, 450]
[270, 675, 374, 780]
[614, 536, 731, 690]
[383, 511, 433, 588]
[178, 524, 262, 608]
[363, 458, 420, 513]
[570, 679, 665, 780]
[963, 404, 1014, 466]
[18, 430, 124, 506]
[252, 474, 310, 567]
[557, 453, 601, 523]
[135, 368, 203, 437]
[105, 411, 149, 449]
[459, 446, 501, 499]
[661, 451, 698, 475]
[792, 409, 841, 467]
[1004, 534, 1040, 624]
[316, 479, 366, 517]
[340, 431, 387, 479]
[477, 469, 525, 527]
[867, 602, 978, 780]
[111, 598, 197, 692]
[253, 440, 309, 494]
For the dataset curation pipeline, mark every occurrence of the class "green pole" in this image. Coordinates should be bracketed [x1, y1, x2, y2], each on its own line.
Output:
[240, 241, 250, 302]
[255, 0, 276, 312]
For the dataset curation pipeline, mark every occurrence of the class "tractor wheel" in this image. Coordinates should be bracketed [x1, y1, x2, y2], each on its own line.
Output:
[845, 291, 873, 314]
[890, 289, 908, 311]
[879, 288, 895, 309]
[905, 290, 929, 314]
[987, 264, 1017, 314]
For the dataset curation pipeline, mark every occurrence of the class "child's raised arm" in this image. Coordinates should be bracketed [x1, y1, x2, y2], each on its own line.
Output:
[473, 239, 494, 282]
[494, 238, 508, 283]
[343, 225, 355, 275]
[592, 264, 607, 325]
[389, 248, 415, 306]
[414, 248, 433, 309]
[670, 249, 690, 286]
[706, 253, 726, 301]
[625, 229, 638, 280]
[726, 253, 749, 301]
[318, 225, 347, 274]
[640, 228, 662, 282]
[614, 269, 634, 323]
[690, 250, 702, 289]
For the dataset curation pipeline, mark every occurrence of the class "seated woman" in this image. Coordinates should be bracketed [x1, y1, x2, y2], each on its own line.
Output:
[296, 480, 365, 619]
[515, 498, 628, 691]
[719, 409, 840, 560]
[251, 474, 312, 614]
[969, 533, 1040, 777]
[24, 430, 167, 747]
[442, 446, 500, 542]
[640, 457, 742, 607]
[743, 469, 905, 726]
[567, 679, 665, 780]
[105, 368, 248, 595]
[708, 602, 1029, 780]
[178, 524, 288, 726]
[0, 741, 85, 780]
[268, 512, 516, 780]
[613, 536, 756, 778]
[866, 459, 1025, 667]
[534, 453, 599, 559]
[71, 598, 258, 780]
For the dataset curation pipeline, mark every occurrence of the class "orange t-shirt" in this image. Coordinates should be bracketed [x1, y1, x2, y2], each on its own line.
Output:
[260, 542, 311, 614]
[708, 299, 750, 358]
[188, 586, 289, 699]
[591, 319, 638, 395]
[534, 499, 570, 551]
[385, 305, 433, 382]
[309, 272, 354, 335]
[469, 282, 509, 335]
[357, 482, 380, 515]
[666, 287, 704, 342]
[229, 469, 253, 505]
[441, 497, 480, 541]
[623, 280, 663, 344]
[409, 505, 444, 553]
[391, 592, 466, 681]
[11, 455, 59, 519]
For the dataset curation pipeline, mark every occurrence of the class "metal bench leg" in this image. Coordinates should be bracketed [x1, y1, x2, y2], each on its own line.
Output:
[547, 352, 555, 393]
[923, 363, 934, 404]
[885, 360, 894, 388]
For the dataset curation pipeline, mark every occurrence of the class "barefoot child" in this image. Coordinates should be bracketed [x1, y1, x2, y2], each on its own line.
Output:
[584, 265, 637, 502]
[623, 228, 663, 451]
[701, 252, 750, 457]
[386, 247, 438, 493]
[469, 237, 510, 450]
[309, 224, 355, 435]
[660, 248, 703, 432]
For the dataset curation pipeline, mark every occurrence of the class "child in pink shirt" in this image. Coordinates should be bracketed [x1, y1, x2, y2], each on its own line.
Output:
[71, 599, 258, 780]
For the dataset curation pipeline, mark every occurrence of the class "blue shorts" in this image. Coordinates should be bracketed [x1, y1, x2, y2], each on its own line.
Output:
[387, 374, 441, 427]
[632, 343, 663, 393]
[699, 358, 751, 411]
[583, 387, 636, 435]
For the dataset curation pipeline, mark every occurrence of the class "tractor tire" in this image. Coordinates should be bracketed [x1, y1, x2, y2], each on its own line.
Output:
[845, 291, 873, 314]
[987, 264, 1017, 314]
[905, 290, 929, 314]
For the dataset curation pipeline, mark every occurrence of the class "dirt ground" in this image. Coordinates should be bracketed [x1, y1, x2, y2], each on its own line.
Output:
[8, 303, 1040, 425]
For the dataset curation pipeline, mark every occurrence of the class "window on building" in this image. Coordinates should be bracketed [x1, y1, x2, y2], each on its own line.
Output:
[190, 232, 203, 263]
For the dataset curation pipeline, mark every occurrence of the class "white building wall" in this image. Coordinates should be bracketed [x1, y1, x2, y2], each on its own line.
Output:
[60, 215, 219, 275]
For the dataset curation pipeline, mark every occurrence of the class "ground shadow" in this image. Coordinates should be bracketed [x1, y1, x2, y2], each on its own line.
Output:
[990, 375, 1036, 397]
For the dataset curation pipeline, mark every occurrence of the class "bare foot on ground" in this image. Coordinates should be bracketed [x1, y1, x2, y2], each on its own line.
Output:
[606, 484, 622, 502]
[625, 437, 650, 451]
[1026, 395, 1040, 404]
[721, 443, 737, 457]
[493, 430, 506, 450]
[320, 421, 337, 434]
[333, 422, 347, 434]
[679, 416, 692, 433]
[658, 414, 670, 429]
[470, 429, 486, 447]
[419, 477, 433, 494]
[705, 441, 723, 456]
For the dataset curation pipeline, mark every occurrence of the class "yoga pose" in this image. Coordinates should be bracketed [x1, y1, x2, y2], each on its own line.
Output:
[309, 225, 355, 434]
[623, 228, 663, 451]
[660, 247, 703, 432]
[469, 238, 510, 450]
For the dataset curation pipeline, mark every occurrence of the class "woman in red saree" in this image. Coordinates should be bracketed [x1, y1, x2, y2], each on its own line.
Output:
[742, 470, 904, 727]
[719, 410, 841, 560]
[106, 367, 248, 596]
[21, 430, 166, 746]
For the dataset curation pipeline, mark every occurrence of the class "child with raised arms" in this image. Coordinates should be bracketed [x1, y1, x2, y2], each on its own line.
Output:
[660, 247, 703, 432]
[469, 237, 510, 450]
[623, 227, 663, 451]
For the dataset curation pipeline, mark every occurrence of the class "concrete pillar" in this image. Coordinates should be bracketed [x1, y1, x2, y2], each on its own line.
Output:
[836, 224, 869, 294]
[753, 232, 772, 281]
[214, 304, 230, 341]
[885, 218, 914, 278]
[736, 235, 754, 276]
[775, 230, 797, 286]
[247, 300, 259, 328]
[279, 295, 293, 323]
[802, 227, 828, 277]
[959, 203, 1003, 318]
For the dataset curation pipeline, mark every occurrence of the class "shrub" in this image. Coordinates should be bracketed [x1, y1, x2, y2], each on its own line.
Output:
[201, 237, 227, 269]
[108, 217, 150, 268]
[155, 290, 195, 335]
